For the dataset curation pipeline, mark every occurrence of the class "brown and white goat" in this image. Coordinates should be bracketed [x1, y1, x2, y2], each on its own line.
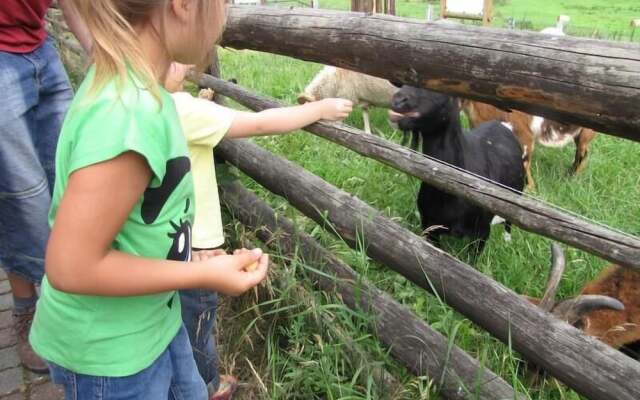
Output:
[527, 244, 640, 352]
[298, 66, 397, 134]
[460, 100, 597, 191]
[578, 264, 640, 350]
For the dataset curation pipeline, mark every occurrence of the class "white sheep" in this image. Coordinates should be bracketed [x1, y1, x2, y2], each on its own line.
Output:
[298, 66, 397, 134]
[540, 15, 570, 36]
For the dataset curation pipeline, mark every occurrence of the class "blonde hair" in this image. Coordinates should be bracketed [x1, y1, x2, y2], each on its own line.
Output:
[70, 0, 226, 99]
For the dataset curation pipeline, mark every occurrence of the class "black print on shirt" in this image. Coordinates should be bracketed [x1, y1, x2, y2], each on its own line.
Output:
[141, 156, 192, 262]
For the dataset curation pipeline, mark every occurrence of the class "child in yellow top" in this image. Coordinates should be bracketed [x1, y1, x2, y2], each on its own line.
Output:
[166, 63, 353, 398]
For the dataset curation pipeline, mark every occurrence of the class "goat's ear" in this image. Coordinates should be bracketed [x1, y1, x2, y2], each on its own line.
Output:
[297, 94, 315, 104]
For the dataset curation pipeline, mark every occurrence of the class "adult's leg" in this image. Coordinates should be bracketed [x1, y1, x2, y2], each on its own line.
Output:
[32, 38, 73, 192]
[0, 49, 50, 372]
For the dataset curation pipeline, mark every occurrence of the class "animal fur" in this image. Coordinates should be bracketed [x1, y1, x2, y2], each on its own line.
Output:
[460, 99, 597, 191]
[298, 66, 397, 134]
[391, 86, 524, 256]
[579, 266, 640, 349]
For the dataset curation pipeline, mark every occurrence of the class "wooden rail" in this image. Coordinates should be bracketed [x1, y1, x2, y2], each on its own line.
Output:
[222, 6, 640, 142]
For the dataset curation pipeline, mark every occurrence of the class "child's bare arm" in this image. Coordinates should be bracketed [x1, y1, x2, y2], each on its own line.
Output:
[226, 98, 353, 138]
[46, 152, 268, 297]
[164, 63, 352, 140]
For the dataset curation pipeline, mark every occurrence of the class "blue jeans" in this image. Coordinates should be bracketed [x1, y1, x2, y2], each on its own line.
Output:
[48, 324, 208, 400]
[0, 37, 73, 283]
[180, 289, 220, 392]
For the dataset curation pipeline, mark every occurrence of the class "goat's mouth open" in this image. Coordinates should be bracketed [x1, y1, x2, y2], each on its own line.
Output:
[388, 109, 420, 122]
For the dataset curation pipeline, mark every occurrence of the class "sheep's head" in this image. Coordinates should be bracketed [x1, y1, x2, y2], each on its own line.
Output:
[530, 244, 624, 326]
[388, 85, 451, 131]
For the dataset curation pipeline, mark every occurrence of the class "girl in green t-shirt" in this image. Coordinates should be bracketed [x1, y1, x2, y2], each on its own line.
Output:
[29, 1, 268, 399]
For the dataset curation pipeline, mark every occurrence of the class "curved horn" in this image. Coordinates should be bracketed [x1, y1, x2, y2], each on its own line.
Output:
[553, 295, 625, 325]
[538, 243, 566, 312]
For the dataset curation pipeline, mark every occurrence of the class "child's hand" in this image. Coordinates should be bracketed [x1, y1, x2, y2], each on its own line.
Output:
[319, 98, 353, 121]
[199, 248, 269, 296]
[192, 249, 227, 261]
[165, 63, 195, 93]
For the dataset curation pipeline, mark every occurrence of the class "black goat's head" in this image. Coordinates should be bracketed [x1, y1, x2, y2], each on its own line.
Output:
[389, 85, 451, 131]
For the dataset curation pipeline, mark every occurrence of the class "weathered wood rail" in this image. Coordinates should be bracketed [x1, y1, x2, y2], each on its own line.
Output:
[222, 6, 640, 142]
[220, 180, 523, 400]
[216, 138, 640, 400]
[198, 74, 640, 269]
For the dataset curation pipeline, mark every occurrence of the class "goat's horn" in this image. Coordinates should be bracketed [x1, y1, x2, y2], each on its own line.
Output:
[553, 295, 625, 325]
[538, 243, 566, 312]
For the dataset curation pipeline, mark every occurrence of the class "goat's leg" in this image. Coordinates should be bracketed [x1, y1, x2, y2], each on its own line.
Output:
[362, 105, 372, 134]
[468, 218, 491, 261]
[503, 220, 513, 243]
[512, 120, 536, 192]
[523, 140, 536, 192]
[570, 128, 597, 175]
[411, 130, 421, 151]
[468, 236, 488, 262]
[427, 232, 442, 248]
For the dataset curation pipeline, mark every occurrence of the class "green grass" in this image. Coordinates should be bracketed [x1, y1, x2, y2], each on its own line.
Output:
[213, 3, 640, 397]
[311, 0, 640, 41]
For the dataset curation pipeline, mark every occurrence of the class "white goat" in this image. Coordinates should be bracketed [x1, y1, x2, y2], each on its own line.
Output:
[540, 15, 570, 36]
[298, 66, 397, 134]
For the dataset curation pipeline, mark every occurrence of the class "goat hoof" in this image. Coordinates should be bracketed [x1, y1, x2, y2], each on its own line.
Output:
[503, 231, 512, 243]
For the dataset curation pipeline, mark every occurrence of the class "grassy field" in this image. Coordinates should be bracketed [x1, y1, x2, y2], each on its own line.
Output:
[314, 0, 640, 41]
[209, 1, 640, 399]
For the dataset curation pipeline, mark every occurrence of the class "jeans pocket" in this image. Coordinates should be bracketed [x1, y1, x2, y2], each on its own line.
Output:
[47, 362, 77, 400]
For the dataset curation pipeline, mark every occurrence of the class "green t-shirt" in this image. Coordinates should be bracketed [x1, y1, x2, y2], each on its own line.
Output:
[29, 69, 195, 377]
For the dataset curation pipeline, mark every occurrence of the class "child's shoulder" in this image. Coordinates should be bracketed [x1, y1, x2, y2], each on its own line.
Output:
[72, 69, 176, 123]
[170, 91, 232, 118]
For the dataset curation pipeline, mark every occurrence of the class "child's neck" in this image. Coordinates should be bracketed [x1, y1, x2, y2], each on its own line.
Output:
[137, 24, 171, 86]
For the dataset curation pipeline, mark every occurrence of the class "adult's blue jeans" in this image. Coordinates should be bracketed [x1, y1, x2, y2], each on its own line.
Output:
[0, 37, 73, 283]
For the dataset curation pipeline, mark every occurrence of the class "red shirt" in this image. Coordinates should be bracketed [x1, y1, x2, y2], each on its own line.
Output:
[0, 0, 52, 53]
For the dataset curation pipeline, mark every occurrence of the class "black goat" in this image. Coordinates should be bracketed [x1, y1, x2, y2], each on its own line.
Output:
[389, 86, 525, 255]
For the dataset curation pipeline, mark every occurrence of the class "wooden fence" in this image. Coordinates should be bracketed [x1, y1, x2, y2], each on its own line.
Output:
[48, 6, 640, 400]
[221, 6, 640, 142]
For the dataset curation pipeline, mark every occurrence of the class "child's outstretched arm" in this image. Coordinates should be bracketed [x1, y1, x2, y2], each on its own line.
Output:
[226, 98, 353, 138]
[46, 152, 268, 297]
